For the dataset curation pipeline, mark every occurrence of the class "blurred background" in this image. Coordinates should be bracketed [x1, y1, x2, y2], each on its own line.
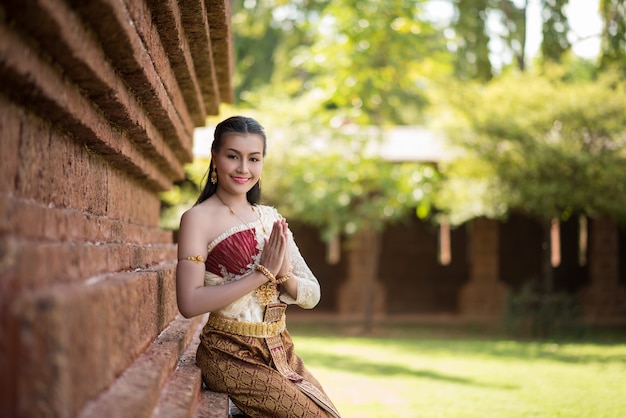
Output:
[161, 0, 626, 334]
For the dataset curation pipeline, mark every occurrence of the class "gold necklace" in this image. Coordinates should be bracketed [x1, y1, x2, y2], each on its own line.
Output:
[215, 194, 266, 233]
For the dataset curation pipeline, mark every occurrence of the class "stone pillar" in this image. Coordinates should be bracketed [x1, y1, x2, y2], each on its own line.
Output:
[579, 218, 626, 323]
[337, 229, 386, 318]
[459, 217, 508, 318]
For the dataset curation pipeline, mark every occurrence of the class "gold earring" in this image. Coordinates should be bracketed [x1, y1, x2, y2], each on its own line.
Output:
[210, 167, 217, 184]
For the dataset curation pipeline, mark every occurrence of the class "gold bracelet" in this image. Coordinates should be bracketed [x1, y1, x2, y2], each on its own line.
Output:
[180, 254, 205, 263]
[276, 273, 291, 284]
[276, 265, 293, 284]
[255, 264, 276, 284]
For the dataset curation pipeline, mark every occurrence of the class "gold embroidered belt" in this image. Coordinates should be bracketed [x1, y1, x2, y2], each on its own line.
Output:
[207, 313, 286, 338]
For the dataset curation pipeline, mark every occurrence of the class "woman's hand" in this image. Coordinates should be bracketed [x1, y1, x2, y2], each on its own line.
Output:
[259, 219, 288, 275]
[276, 219, 292, 277]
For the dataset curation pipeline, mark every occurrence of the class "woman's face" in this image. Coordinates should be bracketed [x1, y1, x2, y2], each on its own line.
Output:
[213, 133, 265, 196]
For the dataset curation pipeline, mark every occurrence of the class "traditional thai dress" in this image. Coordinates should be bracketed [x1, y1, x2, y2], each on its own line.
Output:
[195, 205, 340, 418]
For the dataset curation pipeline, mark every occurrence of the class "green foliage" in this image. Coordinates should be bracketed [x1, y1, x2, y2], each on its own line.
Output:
[453, 0, 493, 81]
[162, 0, 626, 243]
[489, 0, 529, 71]
[437, 67, 626, 225]
[222, 1, 451, 239]
[599, 0, 626, 72]
[540, 0, 571, 63]
[433, 156, 507, 225]
[302, 0, 450, 125]
[262, 125, 440, 241]
[233, 0, 453, 125]
[231, 0, 331, 103]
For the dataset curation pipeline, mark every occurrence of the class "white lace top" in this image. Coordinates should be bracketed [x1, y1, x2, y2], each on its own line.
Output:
[203, 205, 321, 322]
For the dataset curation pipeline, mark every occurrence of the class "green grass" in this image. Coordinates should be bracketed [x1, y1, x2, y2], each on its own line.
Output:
[288, 319, 626, 418]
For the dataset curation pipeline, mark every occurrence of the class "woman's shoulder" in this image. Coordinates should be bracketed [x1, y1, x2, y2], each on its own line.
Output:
[181, 202, 207, 220]
[180, 200, 219, 228]
[179, 199, 231, 245]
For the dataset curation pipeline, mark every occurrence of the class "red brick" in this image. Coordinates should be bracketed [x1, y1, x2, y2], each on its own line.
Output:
[8, 0, 190, 178]
[124, 0, 195, 131]
[11, 240, 175, 290]
[0, 235, 20, 417]
[0, 194, 9, 233]
[152, 317, 204, 418]
[179, 0, 221, 114]
[13, 270, 172, 417]
[105, 171, 163, 226]
[72, 0, 194, 160]
[195, 390, 229, 418]
[1, 1, 234, 416]
[77, 314, 205, 418]
[206, 0, 234, 103]
[0, 22, 174, 192]
[147, 0, 207, 122]
[155, 266, 180, 330]
[0, 96, 21, 193]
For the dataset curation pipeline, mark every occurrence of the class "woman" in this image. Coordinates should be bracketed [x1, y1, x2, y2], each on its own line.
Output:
[176, 116, 340, 418]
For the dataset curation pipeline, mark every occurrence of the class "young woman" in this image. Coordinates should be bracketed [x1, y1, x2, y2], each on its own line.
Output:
[176, 116, 340, 417]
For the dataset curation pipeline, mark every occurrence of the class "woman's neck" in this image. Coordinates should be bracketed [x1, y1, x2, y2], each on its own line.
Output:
[214, 191, 250, 209]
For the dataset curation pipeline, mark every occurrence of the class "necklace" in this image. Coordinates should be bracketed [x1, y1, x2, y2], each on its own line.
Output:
[215, 193, 266, 233]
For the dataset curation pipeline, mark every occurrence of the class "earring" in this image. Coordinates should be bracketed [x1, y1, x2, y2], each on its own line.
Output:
[210, 167, 217, 184]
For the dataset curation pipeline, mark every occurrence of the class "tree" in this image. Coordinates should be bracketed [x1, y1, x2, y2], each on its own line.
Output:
[453, 0, 493, 81]
[541, 0, 571, 63]
[437, 67, 626, 292]
[263, 126, 438, 241]
[599, 0, 626, 72]
[285, 0, 450, 126]
[231, 0, 330, 103]
[489, 0, 529, 71]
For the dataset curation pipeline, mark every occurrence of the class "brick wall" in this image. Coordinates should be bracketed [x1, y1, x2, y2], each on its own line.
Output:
[0, 1, 232, 417]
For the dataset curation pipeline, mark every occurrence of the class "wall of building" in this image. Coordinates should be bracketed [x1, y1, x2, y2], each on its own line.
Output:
[298, 215, 625, 322]
[0, 1, 232, 416]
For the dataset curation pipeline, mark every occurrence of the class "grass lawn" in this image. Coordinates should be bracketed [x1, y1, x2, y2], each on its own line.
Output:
[288, 318, 626, 418]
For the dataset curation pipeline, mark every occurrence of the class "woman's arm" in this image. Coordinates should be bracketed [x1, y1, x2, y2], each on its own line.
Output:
[176, 210, 288, 318]
[277, 225, 321, 309]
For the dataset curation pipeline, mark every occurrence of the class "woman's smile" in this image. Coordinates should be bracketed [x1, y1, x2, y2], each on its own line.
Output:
[231, 176, 251, 184]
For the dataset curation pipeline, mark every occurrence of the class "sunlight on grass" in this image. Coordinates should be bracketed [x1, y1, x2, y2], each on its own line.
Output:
[289, 322, 626, 418]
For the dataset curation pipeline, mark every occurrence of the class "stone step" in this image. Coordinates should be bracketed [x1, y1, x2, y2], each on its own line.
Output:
[152, 315, 229, 418]
[77, 314, 205, 418]
[194, 387, 229, 418]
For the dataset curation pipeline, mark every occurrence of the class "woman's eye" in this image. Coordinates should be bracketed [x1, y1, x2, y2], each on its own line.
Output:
[227, 155, 238, 159]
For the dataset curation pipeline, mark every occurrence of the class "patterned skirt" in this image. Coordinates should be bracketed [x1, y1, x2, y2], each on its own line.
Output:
[196, 314, 340, 418]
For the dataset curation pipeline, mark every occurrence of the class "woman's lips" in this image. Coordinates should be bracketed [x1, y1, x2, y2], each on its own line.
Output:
[232, 176, 250, 184]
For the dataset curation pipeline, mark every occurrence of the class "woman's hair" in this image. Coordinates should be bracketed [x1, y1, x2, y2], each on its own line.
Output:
[195, 116, 267, 205]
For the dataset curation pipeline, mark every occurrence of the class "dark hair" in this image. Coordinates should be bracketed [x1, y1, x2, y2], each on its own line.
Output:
[195, 116, 267, 205]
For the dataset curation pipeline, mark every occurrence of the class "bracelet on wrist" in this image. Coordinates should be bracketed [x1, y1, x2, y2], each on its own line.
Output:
[255, 264, 277, 284]
[276, 265, 293, 284]
[275, 273, 291, 284]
